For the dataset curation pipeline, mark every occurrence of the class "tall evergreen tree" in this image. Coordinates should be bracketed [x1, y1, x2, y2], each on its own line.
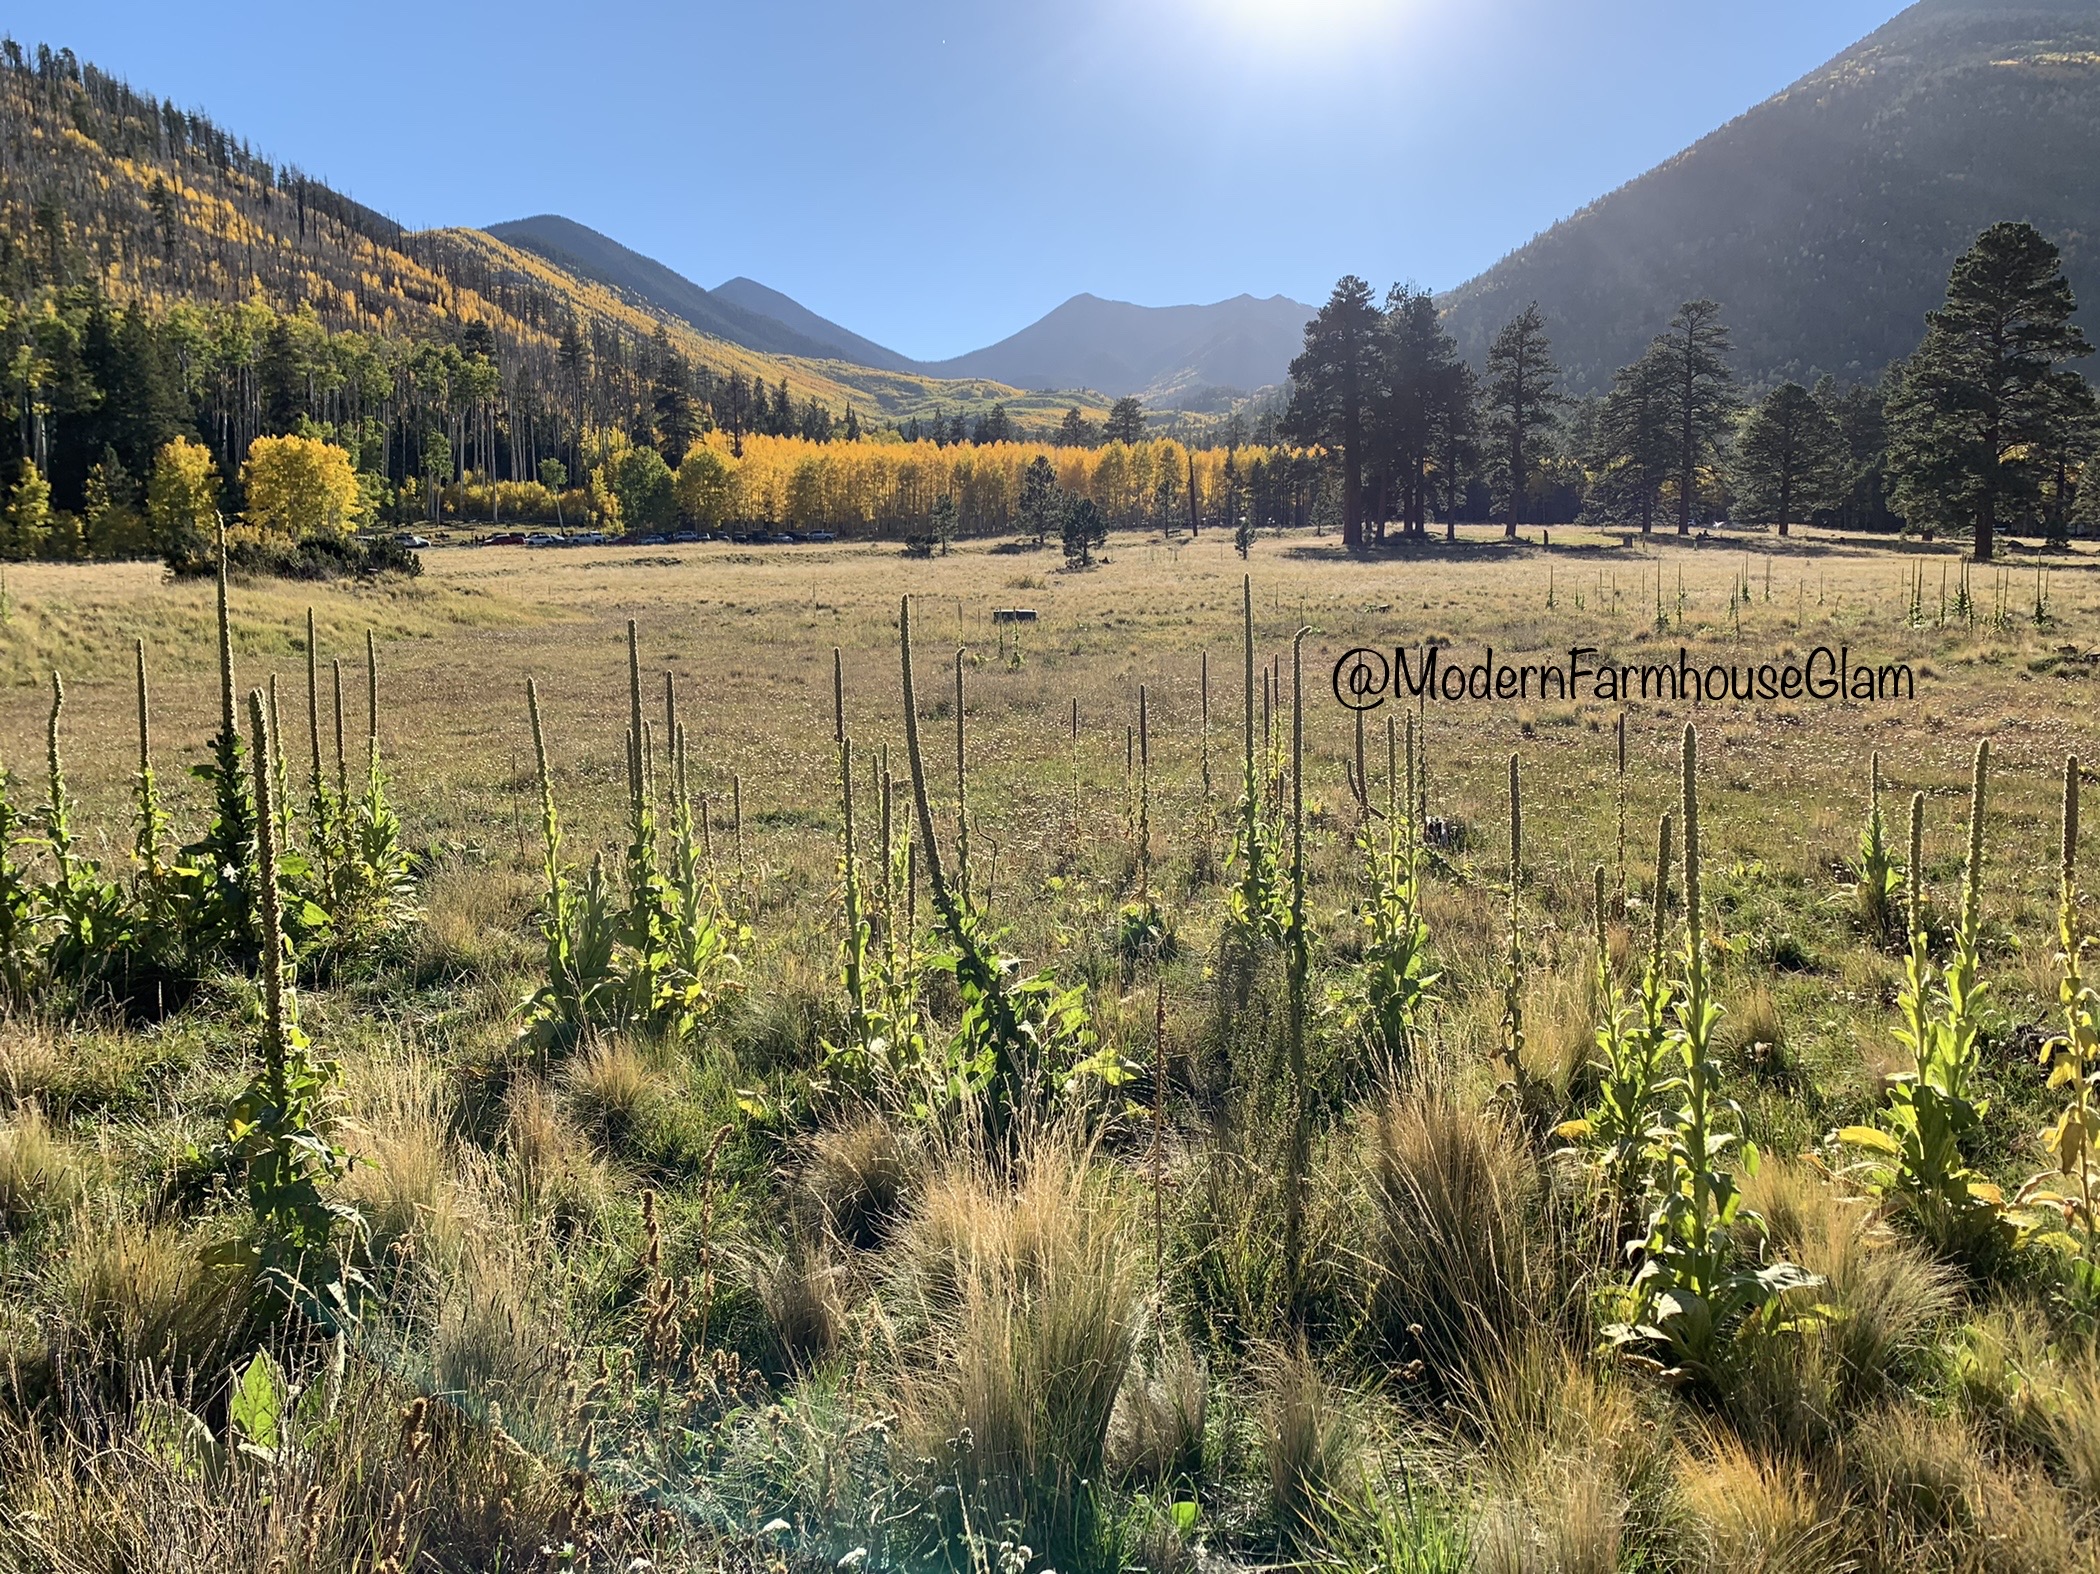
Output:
[1375, 285, 1466, 541]
[1018, 453, 1061, 544]
[1282, 275, 1382, 551]
[1104, 397, 1146, 445]
[1656, 299, 1736, 535]
[1736, 382, 1843, 536]
[1887, 222, 2092, 561]
[1589, 343, 1672, 533]
[1483, 303, 1562, 539]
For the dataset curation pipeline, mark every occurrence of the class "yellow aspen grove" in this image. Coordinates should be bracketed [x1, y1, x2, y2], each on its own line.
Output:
[682, 433, 1285, 537]
[238, 434, 362, 542]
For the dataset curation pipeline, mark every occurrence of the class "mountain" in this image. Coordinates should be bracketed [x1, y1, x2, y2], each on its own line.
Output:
[484, 214, 875, 363]
[1438, 0, 2100, 393]
[491, 219, 1310, 402]
[920, 292, 1316, 403]
[709, 275, 918, 373]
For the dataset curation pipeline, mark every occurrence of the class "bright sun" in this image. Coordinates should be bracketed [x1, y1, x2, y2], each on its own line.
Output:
[1193, 0, 1408, 48]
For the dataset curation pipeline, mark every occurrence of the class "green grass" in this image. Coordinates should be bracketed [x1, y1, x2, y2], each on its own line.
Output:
[3, 524, 2100, 1571]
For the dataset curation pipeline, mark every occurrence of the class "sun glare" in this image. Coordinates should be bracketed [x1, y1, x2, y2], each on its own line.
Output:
[1191, 0, 1410, 50]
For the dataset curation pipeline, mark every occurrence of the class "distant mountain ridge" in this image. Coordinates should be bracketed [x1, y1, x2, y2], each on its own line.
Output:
[485, 214, 1314, 402]
[1436, 0, 2100, 392]
[708, 275, 919, 373]
[917, 292, 1314, 402]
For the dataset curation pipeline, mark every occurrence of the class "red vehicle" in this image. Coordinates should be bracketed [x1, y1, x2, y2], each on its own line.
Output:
[482, 530, 527, 547]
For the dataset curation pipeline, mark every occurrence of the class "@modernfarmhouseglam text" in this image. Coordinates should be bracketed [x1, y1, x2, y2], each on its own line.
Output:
[1332, 644, 1917, 711]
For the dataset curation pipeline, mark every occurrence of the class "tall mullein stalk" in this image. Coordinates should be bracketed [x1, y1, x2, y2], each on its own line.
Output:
[732, 775, 744, 886]
[1136, 685, 1151, 898]
[197, 524, 258, 961]
[954, 648, 971, 908]
[1615, 713, 1628, 913]
[1229, 575, 1282, 943]
[621, 621, 671, 1026]
[1068, 699, 1081, 846]
[305, 611, 323, 807]
[1352, 707, 1369, 823]
[44, 672, 75, 889]
[527, 678, 569, 964]
[1843, 748, 2000, 1247]
[1675, 725, 1716, 1265]
[837, 731, 875, 1066]
[2020, 755, 2100, 1285]
[1501, 754, 1529, 1103]
[331, 659, 347, 806]
[249, 691, 290, 1118]
[133, 640, 167, 884]
[1283, 626, 1312, 1316]
[268, 675, 293, 850]
[303, 613, 333, 848]
[1612, 727, 1817, 1378]
[1858, 751, 1900, 943]
[1151, 973, 1169, 1317]
[226, 686, 347, 1248]
[900, 597, 1017, 1146]
[1199, 651, 1212, 808]
[1563, 830, 1670, 1229]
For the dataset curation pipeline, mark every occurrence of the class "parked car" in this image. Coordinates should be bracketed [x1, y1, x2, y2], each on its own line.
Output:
[396, 533, 431, 549]
[637, 533, 668, 546]
[482, 530, 527, 547]
[573, 530, 609, 546]
[805, 530, 836, 543]
[671, 530, 700, 543]
[770, 532, 797, 545]
[524, 532, 564, 547]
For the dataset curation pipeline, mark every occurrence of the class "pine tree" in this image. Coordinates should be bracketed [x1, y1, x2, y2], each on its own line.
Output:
[1282, 275, 1383, 551]
[1104, 397, 1146, 446]
[1736, 382, 1843, 537]
[1656, 300, 1737, 535]
[1591, 344, 1673, 533]
[1483, 303, 1563, 539]
[1888, 222, 2092, 561]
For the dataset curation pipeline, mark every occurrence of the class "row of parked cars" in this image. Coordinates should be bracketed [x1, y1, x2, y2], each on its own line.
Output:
[474, 528, 839, 548]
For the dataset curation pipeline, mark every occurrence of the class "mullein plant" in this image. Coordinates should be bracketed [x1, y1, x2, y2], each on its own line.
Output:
[1226, 575, 1286, 949]
[1283, 626, 1314, 1311]
[338, 631, 413, 946]
[1856, 752, 1903, 945]
[1497, 753, 1542, 1122]
[2017, 754, 2100, 1303]
[1560, 818, 1676, 1234]
[521, 677, 622, 1054]
[898, 596, 1109, 1153]
[36, 672, 137, 994]
[1341, 714, 1438, 1075]
[1837, 744, 2006, 1260]
[1609, 725, 1818, 1386]
[180, 526, 261, 967]
[0, 740, 29, 1008]
[216, 688, 357, 1271]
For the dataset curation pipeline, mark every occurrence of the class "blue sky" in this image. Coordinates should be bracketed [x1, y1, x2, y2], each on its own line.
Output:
[16, 0, 1907, 359]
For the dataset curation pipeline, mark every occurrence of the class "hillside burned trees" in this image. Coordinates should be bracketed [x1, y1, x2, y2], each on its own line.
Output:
[1889, 221, 2094, 561]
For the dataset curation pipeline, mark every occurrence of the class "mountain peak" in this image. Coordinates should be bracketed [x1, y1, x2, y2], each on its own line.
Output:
[1437, 0, 2100, 391]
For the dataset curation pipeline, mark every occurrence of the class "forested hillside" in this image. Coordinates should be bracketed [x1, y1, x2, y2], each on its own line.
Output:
[1439, 0, 2100, 392]
[0, 41, 1096, 535]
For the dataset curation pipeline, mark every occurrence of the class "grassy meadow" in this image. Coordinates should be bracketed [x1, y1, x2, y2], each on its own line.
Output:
[2, 525, 2100, 1573]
